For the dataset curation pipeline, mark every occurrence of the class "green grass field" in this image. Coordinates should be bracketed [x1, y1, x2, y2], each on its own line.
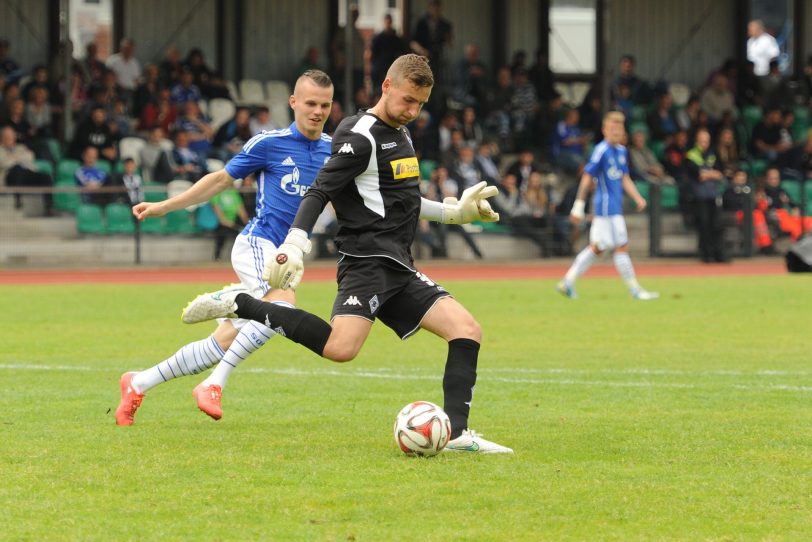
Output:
[1, 274, 810, 541]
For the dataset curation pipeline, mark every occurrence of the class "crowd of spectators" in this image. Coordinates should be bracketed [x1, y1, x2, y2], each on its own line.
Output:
[1, 6, 810, 260]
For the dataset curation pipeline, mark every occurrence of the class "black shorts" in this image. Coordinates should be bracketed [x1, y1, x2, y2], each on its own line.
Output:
[331, 255, 451, 339]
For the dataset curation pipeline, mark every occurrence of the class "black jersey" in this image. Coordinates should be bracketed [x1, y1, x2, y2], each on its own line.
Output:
[293, 111, 421, 268]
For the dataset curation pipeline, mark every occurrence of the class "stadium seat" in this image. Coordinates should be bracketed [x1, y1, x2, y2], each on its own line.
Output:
[143, 183, 167, 203]
[570, 82, 590, 107]
[419, 159, 437, 180]
[139, 215, 164, 234]
[660, 184, 679, 210]
[206, 158, 225, 172]
[119, 136, 146, 165]
[269, 100, 291, 127]
[225, 80, 240, 102]
[57, 159, 81, 183]
[631, 105, 647, 123]
[164, 209, 196, 234]
[554, 82, 571, 104]
[742, 105, 762, 132]
[195, 203, 220, 231]
[634, 180, 650, 203]
[76, 203, 106, 234]
[781, 180, 801, 204]
[45, 137, 62, 163]
[158, 138, 175, 152]
[266, 80, 291, 103]
[104, 203, 136, 234]
[648, 140, 666, 161]
[198, 99, 209, 116]
[34, 159, 54, 178]
[208, 98, 236, 131]
[95, 160, 113, 175]
[668, 83, 691, 107]
[53, 180, 81, 213]
[239, 79, 266, 105]
[750, 159, 768, 179]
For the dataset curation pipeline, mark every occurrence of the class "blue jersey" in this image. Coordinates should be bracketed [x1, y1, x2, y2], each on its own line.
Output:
[225, 122, 332, 246]
[584, 140, 629, 216]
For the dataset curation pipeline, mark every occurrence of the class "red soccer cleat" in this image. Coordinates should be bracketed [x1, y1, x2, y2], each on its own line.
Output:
[115, 371, 144, 426]
[193, 383, 223, 420]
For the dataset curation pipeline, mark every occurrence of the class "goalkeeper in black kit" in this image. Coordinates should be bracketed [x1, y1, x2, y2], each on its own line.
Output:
[182, 54, 512, 454]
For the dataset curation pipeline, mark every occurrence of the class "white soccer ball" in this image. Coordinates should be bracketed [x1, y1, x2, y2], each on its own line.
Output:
[393, 401, 451, 456]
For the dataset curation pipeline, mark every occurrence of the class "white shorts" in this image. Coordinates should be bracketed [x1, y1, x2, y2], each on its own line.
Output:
[217, 234, 279, 330]
[589, 215, 629, 251]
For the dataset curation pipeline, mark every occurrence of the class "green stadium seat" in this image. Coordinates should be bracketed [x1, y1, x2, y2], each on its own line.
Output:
[630, 105, 647, 123]
[164, 209, 196, 234]
[749, 159, 769, 179]
[195, 203, 219, 231]
[57, 159, 81, 183]
[53, 180, 81, 213]
[781, 180, 801, 204]
[104, 203, 135, 234]
[76, 203, 105, 234]
[143, 183, 166, 202]
[793, 105, 809, 125]
[477, 221, 510, 233]
[660, 184, 679, 210]
[634, 180, 650, 203]
[742, 105, 762, 131]
[648, 140, 666, 161]
[139, 215, 164, 234]
[419, 159, 437, 181]
[95, 160, 113, 175]
[629, 122, 648, 136]
[33, 159, 54, 178]
[45, 138, 62, 163]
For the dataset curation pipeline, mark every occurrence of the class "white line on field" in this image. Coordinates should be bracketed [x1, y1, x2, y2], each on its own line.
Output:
[1, 363, 810, 393]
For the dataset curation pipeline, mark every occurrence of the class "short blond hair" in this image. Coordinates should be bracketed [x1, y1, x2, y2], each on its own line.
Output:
[386, 54, 434, 88]
[604, 111, 625, 124]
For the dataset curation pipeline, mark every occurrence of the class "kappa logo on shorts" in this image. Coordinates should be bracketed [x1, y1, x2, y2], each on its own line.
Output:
[338, 143, 354, 154]
[369, 295, 379, 314]
[343, 295, 362, 306]
[390, 157, 419, 180]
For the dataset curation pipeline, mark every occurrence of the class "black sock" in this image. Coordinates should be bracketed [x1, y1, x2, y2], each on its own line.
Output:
[234, 293, 332, 356]
[443, 338, 479, 439]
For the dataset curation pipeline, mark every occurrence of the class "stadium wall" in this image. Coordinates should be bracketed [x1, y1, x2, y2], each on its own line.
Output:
[409, 0, 496, 64]
[604, 0, 736, 91]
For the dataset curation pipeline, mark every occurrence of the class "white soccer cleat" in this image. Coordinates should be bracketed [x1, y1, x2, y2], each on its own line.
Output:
[444, 429, 513, 454]
[181, 283, 248, 323]
[632, 289, 660, 301]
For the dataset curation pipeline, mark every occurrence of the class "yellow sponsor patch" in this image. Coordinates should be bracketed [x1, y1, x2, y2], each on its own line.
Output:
[390, 157, 420, 180]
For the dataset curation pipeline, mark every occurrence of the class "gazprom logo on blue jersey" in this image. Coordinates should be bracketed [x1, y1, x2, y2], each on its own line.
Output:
[280, 166, 309, 196]
[607, 165, 623, 180]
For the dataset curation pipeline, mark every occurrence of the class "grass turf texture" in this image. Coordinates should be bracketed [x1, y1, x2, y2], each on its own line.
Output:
[1, 275, 810, 541]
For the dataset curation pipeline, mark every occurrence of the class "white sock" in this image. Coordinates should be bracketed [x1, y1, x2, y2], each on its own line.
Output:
[201, 301, 293, 389]
[564, 246, 597, 285]
[613, 252, 641, 293]
[131, 336, 225, 393]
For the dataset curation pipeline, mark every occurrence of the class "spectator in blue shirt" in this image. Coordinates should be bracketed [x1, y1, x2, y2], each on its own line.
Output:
[170, 67, 202, 105]
[75, 146, 111, 205]
[553, 108, 586, 174]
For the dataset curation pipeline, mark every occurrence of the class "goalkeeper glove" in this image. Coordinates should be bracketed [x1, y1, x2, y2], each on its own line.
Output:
[263, 228, 311, 290]
[441, 181, 500, 224]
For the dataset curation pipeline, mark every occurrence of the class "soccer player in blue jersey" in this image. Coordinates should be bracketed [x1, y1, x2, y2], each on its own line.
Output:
[556, 111, 659, 300]
[115, 70, 334, 425]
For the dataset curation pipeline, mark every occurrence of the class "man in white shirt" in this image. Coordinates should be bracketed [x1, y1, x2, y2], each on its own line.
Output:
[106, 38, 142, 91]
[747, 20, 780, 76]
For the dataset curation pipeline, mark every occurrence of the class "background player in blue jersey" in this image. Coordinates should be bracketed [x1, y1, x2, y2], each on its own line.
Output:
[115, 70, 334, 425]
[556, 111, 659, 300]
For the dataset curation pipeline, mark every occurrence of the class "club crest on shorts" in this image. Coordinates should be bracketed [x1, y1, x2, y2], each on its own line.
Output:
[276, 253, 288, 264]
[369, 294, 379, 314]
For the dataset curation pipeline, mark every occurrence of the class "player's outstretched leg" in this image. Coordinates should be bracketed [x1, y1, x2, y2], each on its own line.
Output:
[557, 245, 598, 299]
[115, 335, 225, 425]
[612, 251, 659, 300]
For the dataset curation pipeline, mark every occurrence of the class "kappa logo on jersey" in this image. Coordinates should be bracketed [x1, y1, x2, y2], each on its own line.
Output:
[281, 156, 295, 166]
[380, 141, 397, 150]
[343, 295, 362, 306]
[280, 166, 309, 196]
[369, 294, 380, 314]
[338, 143, 354, 154]
[390, 157, 419, 180]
